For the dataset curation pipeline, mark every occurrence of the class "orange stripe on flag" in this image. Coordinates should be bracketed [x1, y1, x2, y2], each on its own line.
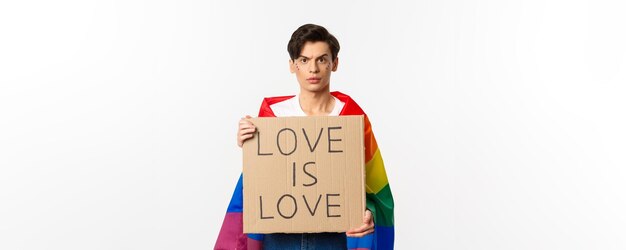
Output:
[364, 115, 378, 162]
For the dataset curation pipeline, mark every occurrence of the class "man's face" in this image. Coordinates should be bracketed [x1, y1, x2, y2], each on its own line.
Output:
[289, 41, 338, 93]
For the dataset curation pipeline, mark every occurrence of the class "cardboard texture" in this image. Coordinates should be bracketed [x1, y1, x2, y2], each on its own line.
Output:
[242, 115, 365, 234]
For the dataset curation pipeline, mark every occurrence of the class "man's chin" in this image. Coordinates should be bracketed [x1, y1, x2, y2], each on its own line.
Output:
[300, 83, 330, 93]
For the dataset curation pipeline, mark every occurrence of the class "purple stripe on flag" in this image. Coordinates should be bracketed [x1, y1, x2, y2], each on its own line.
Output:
[214, 212, 245, 249]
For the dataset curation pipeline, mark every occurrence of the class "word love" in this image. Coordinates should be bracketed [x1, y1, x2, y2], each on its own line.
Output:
[256, 126, 344, 156]
[259, 193, 341, 219]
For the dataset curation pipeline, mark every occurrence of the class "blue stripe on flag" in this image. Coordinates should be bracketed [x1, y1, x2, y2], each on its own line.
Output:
[226, 174, 243, 212]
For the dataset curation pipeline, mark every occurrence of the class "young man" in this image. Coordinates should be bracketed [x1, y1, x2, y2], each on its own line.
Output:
[215, 24, 394, 250]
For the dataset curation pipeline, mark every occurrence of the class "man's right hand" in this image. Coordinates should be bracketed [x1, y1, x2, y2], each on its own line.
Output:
[237, 115, 256, 148]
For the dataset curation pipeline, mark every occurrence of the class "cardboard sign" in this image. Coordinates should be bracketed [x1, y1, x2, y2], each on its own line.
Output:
[242, 115, 365, 233]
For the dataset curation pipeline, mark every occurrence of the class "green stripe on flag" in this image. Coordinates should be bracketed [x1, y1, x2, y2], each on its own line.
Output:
[366, 184, 394, 227]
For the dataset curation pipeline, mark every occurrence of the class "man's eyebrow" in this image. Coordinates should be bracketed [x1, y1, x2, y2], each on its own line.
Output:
[298, 54, 329, 59]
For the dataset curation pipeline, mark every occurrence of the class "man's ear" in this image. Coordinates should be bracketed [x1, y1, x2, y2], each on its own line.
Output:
[289, 59, 295, 73]
[332, 57, 339, 71]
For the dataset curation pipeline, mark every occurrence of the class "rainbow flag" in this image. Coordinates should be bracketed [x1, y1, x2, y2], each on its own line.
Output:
[215, 91, 395, 249]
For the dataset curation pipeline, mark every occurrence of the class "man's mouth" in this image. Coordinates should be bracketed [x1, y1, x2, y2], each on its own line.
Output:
[307, 77, 321, 83]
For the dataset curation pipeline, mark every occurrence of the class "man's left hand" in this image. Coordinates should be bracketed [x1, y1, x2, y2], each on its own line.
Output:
[346, 209, 375, 237]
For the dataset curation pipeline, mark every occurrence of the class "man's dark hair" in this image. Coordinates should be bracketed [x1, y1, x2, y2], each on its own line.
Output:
[287, 24, 340, 61]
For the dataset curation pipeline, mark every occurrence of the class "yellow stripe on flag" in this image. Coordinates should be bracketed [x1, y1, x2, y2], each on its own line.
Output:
[365, 148, 388, 194]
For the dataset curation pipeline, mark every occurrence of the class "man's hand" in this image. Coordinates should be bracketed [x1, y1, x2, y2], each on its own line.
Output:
[237, 115, 256, 148]
[346, 209, 375, 237]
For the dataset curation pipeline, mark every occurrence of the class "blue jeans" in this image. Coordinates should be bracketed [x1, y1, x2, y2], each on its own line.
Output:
[263, 232, 346, 250]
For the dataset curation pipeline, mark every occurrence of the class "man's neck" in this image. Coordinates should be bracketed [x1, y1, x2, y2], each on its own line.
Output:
[298, 90, 335, 116]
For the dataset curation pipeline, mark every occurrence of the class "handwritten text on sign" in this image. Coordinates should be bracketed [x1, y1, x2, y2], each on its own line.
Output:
[242, 116, 365, 233]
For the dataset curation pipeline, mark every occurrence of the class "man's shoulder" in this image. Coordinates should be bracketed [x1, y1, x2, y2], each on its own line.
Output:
[261, 94, 295, 104]
[329, 91, 366, 115]
[257, 94, 296, 117]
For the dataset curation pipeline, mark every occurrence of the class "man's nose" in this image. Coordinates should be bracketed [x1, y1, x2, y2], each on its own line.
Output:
[308, 61, 320, 73]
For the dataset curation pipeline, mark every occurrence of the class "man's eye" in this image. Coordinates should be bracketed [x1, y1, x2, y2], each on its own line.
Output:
[318, 58, 326, 63]
[299, 58, 308, 63]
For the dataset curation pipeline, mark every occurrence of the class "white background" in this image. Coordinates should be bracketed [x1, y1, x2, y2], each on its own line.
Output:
[1, 0, 625, 249]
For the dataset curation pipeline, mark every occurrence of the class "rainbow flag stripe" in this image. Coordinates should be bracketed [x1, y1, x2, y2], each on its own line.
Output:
[214, 91, 394, 250]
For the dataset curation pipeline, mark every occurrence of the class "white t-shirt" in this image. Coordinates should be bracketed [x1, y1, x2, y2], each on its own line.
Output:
[270, 94, 345, 117]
